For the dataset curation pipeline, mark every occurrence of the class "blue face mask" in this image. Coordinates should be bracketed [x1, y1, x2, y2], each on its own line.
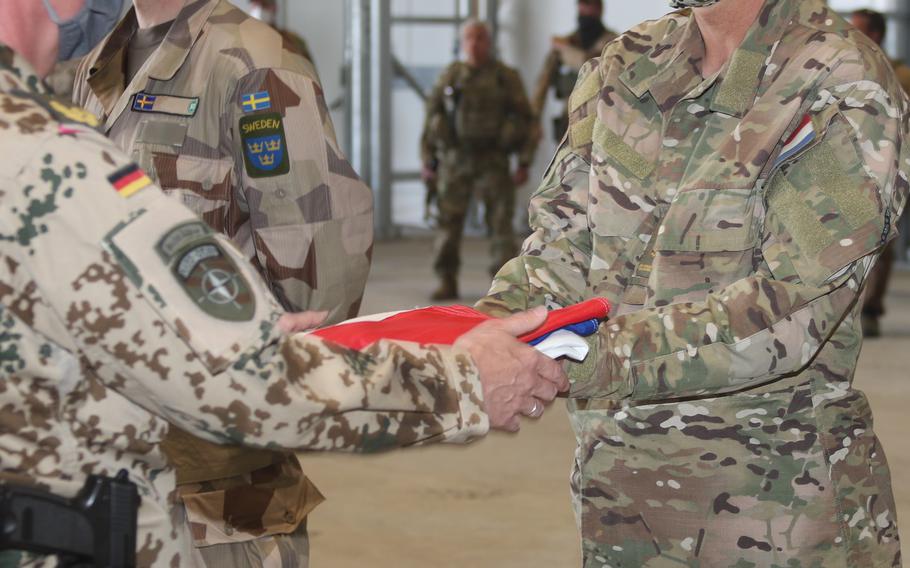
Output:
[42, 0, 126, 61]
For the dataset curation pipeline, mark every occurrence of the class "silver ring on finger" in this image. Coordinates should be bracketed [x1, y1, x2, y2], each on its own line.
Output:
[530, 400, 543, 418]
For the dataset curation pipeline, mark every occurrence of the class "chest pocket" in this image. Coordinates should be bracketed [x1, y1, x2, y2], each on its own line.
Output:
[133, 119, 234, 222]
[456, 73, 505, 143]
[133, 119, 188, 182]
[648, 187, 760, 305]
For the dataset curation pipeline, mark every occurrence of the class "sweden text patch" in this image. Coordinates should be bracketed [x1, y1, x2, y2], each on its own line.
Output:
[240, 112, 290, 178]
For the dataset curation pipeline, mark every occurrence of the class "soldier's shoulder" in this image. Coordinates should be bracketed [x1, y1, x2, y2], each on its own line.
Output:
[0, 90, 102, 178]
[496, 61, 523, 79]
[203, 2, 316, 83]
[785, 6, 882, 73]
[439, 62, 465, 81]
[601, 11, 688, 62]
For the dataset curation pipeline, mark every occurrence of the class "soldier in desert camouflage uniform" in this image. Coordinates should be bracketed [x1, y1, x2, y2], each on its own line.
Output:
[529, 0, 616, 149]
[70, 0, 374, 565]
[421, 20, 533, 301]
[478, 0, 908, 565]
[0, 6, 566, 566]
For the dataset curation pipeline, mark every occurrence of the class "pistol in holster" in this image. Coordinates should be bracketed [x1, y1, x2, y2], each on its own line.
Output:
[0, 469, 140, 568]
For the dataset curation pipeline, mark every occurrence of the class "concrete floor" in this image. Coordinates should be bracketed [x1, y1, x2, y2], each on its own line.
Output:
[303, 237, 910, 567]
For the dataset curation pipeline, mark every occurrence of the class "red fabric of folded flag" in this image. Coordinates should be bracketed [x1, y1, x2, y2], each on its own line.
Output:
[312, 298, 611, 351]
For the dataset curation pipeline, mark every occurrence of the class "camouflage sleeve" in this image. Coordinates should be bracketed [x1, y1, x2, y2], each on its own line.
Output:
[477, 58, 603, 316]
[230, 68, 373, 323]
[17, 129, 488, 452]
[581, 78, 909, 402]
[420, 68, 451, 165]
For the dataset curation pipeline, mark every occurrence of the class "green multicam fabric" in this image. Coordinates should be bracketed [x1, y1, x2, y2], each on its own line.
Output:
[477, 1, 908, 566]
[421, 60, 533, 278]
[0, 45, 488, 567]
[669, 0, 720, 8]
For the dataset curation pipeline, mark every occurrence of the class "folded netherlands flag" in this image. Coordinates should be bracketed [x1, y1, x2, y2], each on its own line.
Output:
[311, 298, 610, 361]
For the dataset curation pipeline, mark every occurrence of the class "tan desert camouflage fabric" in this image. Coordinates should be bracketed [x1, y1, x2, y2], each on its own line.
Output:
[73, 0, 372, 321]
[72, 0, 375, 552]
[0, 45, 487, 567]
[478, 1, 908, 566]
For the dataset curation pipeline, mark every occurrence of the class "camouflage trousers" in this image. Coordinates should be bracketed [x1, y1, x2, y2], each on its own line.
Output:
[567, 369, 901, 566]
[433, 153, 518, 279]
[188, 519, 310, 568]
[179, 458, 323, 568]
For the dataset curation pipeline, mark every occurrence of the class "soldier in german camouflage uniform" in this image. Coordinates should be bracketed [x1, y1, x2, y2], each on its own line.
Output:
[0, 7, 567, 566]
[851, 8, 910, 338]
[478, 0, 907, 565]
[71, 0, 374, 565]
[421, 20, 533, 301]
[529, 0, 617, 149]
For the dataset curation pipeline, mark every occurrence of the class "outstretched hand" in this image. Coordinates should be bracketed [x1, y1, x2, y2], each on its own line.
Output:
[455, 307, 569, 432]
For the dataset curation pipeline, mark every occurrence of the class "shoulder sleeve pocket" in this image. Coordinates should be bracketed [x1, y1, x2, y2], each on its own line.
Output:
[102, 204, 281, 373]
[765, 113, 886, 288]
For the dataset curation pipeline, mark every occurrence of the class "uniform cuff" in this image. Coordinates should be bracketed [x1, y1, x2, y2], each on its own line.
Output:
[441, 346, 490, 443]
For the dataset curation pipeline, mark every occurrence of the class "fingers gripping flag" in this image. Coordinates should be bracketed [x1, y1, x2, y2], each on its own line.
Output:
[310, 298, 611, 361]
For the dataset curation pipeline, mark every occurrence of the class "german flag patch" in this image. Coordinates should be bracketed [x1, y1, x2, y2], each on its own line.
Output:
[108, 164, 153, 198]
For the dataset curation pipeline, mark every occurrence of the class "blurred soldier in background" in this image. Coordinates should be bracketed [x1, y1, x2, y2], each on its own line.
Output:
[851, 8, 910, 338]
[72, 0, 372, 565]
[529, 0, 616, 149]
[421, 20, 533, 301]
[248, 0, 316, 70]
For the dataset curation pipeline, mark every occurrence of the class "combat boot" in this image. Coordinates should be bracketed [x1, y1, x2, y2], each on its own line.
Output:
[431, 276, 459, 301]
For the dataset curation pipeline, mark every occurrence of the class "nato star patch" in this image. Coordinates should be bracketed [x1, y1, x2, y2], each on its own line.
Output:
[157, 222, 256, 322]
[240, 112, 290, 178]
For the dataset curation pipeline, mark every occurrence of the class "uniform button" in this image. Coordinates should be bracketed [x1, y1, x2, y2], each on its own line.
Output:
[224, 524, 234, 536]
[284, 510, 296, 524]
[275, 188, 287, 199]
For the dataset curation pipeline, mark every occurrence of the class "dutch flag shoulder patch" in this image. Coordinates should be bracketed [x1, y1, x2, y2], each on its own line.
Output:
[774, 114, 816, 169]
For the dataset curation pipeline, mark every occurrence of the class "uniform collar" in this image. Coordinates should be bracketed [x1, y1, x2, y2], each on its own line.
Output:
[619, 0, 802, 118]
[88, 0, 217, 83]
[0, 45, 50, 96]
[84, 0, 218, 123]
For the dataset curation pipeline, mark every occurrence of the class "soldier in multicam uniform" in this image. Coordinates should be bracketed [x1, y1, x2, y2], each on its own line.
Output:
[529, 0, 616, 149]
[851, 8, 910, 339]
[421, 20, 533, 301]
[478, 0, 908, 565]
[69, 0, 371, 565]
[0, 6, 567, 567]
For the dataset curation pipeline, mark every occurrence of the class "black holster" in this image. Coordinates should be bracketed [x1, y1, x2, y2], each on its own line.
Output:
[0, 469, 139, 568]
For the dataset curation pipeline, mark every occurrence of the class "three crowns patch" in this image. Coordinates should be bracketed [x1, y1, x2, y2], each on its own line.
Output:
[240, 112, 290, 178]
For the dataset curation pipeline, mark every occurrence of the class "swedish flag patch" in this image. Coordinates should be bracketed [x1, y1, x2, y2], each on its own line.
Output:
[240, 112, 289, 178]
[241, 91, 272, 113]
